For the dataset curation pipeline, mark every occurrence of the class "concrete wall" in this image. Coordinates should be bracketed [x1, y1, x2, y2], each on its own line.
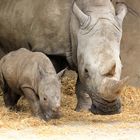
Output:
[116, 0, 140, 87]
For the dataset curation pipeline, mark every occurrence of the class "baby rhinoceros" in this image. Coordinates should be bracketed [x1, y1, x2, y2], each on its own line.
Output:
[0, 48, 63, 121]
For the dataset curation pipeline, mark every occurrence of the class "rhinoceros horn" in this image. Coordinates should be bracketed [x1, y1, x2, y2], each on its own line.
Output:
[100, 76, 129, 101]
[73, 2, 90, 27]
[109, 76, 129, 93]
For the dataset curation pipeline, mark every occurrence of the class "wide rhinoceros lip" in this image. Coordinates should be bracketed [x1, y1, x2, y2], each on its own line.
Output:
[90, 98, 121, 115]
[44, 110, 61, 120]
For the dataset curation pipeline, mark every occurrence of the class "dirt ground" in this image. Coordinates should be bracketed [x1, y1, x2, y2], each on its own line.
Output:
[0, 70, 140, 140]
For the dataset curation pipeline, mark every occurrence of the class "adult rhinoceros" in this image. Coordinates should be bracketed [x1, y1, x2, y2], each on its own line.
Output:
[0, 0, 128, 115]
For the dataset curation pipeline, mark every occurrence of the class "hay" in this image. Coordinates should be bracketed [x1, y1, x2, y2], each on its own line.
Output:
[61, 70, 77, 96]
[0, 70, 140, 130]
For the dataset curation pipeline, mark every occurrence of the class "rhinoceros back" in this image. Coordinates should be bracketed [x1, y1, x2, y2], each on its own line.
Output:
[0, 0, 73, 57]
[0, 48, 57, 91]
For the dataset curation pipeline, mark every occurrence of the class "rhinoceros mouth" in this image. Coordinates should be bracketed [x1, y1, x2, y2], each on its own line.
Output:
[90, 97, 121, 115]
[43, 109, 61, 120]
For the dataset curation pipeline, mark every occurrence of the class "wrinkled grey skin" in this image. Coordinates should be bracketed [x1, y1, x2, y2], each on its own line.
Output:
[0, 48, 61, 121]
[0, 0, 127, 115]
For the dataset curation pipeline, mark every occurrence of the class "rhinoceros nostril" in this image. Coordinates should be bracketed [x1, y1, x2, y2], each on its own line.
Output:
[104, 64, 116, 77]
[52, 107, 60, 112]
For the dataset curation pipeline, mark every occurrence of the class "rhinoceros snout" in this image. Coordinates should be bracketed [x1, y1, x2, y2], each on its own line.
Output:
[52, 107, 62, 119]
[90, 98, 121, 115]
[45, 107, 61, 120]
[52, 112, 61, 119]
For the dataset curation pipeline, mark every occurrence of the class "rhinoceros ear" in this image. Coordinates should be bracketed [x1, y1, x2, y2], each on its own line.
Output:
[57, 68, 68, 79]
[73, 2, 91, 28]
[115, 2, 127, 26]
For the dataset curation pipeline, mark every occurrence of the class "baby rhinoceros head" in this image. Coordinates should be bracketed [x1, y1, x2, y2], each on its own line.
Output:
[38, 67, 65, 121]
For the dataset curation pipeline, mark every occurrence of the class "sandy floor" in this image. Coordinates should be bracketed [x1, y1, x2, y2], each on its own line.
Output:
[0, 122, 140, 140]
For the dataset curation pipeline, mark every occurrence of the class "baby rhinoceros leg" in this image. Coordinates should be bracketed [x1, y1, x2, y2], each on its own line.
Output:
[3, 87, 21, 111]
[21, 87, 45, 120]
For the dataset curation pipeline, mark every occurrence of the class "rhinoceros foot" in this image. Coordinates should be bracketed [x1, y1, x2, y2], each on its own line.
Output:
[75, 93, 92, 112]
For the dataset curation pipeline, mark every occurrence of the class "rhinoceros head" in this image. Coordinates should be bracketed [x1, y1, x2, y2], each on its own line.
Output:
[38, 66, 62, 120]
[73, 1, 128, 115]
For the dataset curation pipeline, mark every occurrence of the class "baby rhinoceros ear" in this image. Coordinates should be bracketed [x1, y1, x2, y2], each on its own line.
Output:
[57, 68, 68, 80]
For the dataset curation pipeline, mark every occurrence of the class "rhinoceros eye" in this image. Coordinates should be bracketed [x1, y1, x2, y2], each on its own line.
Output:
[85, 69, 88, 73]
[44, 97, 47, 101]
[85, 69, 89, 78]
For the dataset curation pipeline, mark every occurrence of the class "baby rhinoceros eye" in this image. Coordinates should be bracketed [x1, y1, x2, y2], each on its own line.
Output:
[84, 68, 89, 78]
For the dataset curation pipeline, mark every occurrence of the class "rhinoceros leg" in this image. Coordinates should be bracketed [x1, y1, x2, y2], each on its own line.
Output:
[21, 87, 45, 120]
[75, 78, 92, 111]
[3, 88, 21, 110]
